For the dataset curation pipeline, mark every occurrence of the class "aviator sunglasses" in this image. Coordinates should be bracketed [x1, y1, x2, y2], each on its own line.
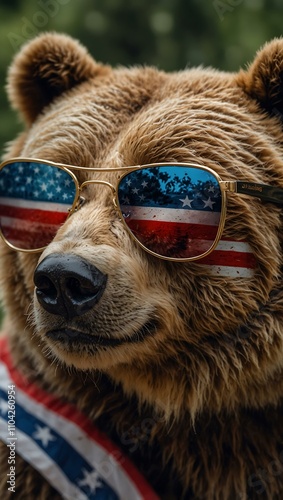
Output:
[0, 158, 283, 261]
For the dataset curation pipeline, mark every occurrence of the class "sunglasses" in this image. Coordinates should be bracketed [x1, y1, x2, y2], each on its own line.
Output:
[0, 158, 282, 261]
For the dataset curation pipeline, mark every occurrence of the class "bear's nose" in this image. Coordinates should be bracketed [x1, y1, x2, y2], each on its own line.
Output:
[34, 254, 108, 320]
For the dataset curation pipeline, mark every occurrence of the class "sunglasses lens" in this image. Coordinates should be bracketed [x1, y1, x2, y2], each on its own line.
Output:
[118, 165, 222, 260]
[0, 161, 77, 250]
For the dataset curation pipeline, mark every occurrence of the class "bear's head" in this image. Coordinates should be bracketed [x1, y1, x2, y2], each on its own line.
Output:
[1, 33, 283, 426]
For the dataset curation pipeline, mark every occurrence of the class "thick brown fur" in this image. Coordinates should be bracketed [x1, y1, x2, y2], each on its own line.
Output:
[1, 33, 283, 499]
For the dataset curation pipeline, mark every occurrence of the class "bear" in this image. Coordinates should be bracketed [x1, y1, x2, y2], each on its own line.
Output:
[0, 32, 283, 499]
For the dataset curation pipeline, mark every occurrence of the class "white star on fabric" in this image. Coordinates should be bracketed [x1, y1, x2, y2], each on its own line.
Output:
[0, 399, 8, 415]
[78, 469, 103, 493]
[33, 425, 56, 447]
[179, 195, 193, 207]
[202, 197, 215, 210]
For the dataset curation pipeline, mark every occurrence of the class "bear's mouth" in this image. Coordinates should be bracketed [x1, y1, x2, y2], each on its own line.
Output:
[46, 319, 158, 348]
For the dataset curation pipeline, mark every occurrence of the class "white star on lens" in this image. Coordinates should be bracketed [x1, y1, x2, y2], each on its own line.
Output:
[41, 182, 48, 192]
[202, 197, 215, 210]
[78, 469, 103, 493]
[126, 179, 132, 186]
[18, 166, 24, 173]
[208, 185, 215, 193]
[26, 177, 32, 184]
[179, 195, 193, 208]
[122, 196, 130, 204]
[33, 425, 56, 447]
[55, 171, 62, 178]
[139, 194, 145, 201]
[141, 181, 148, 188]
[34, 167, 40, 174]
[56, 186, 62, 193]
[0, 399, 8, 415]
[132, 187, 139, 194]
[62, 193, 68, 200]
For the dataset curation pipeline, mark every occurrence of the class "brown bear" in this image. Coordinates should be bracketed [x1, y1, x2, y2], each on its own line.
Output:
[0, 32, 283, 499]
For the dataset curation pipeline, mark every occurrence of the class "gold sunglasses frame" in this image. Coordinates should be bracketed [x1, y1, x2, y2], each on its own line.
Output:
[0, 158, 282, 262]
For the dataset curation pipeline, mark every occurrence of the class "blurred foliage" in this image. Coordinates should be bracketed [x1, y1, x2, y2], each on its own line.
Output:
[0, 0, 282, 325]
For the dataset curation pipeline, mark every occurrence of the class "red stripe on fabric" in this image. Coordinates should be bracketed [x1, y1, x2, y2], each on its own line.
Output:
[0, 336, 159, 499]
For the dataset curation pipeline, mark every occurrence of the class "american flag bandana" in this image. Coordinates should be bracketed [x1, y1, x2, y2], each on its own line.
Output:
[119, 166, 257, 277]
[0, 161, 76, 250]
[0, 337, 159, 500]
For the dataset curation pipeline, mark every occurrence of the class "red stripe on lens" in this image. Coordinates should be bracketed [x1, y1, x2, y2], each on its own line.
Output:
[127, 219, 219, 240]
[0, 205, 70, 250]
[1, 226, 62, 250]
[199, 248, 257, 269]
[125, 219, 219, 258]
[0, 204, 70, 224]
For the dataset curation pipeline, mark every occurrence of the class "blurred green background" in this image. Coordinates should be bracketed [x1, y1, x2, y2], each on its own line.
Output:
[0, 0, 282, 326]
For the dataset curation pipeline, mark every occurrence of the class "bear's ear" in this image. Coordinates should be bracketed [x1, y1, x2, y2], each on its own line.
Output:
[237, 38, 283, 120]
[7, 32, 110, 125]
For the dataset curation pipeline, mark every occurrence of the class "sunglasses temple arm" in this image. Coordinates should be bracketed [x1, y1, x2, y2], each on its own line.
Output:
[235, 181, 283, 206]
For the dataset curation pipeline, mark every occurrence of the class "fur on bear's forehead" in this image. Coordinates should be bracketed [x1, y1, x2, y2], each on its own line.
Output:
[18, 66, 280, 180]
[6, 32, 283, 175]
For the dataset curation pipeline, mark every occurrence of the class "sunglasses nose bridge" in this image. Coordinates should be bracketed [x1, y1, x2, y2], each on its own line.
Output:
[80, 179, 116, 195]
[78, 179, 117, 212]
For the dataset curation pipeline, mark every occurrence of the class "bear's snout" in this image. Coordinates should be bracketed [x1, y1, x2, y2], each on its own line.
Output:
[34, 253, 108, 320]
